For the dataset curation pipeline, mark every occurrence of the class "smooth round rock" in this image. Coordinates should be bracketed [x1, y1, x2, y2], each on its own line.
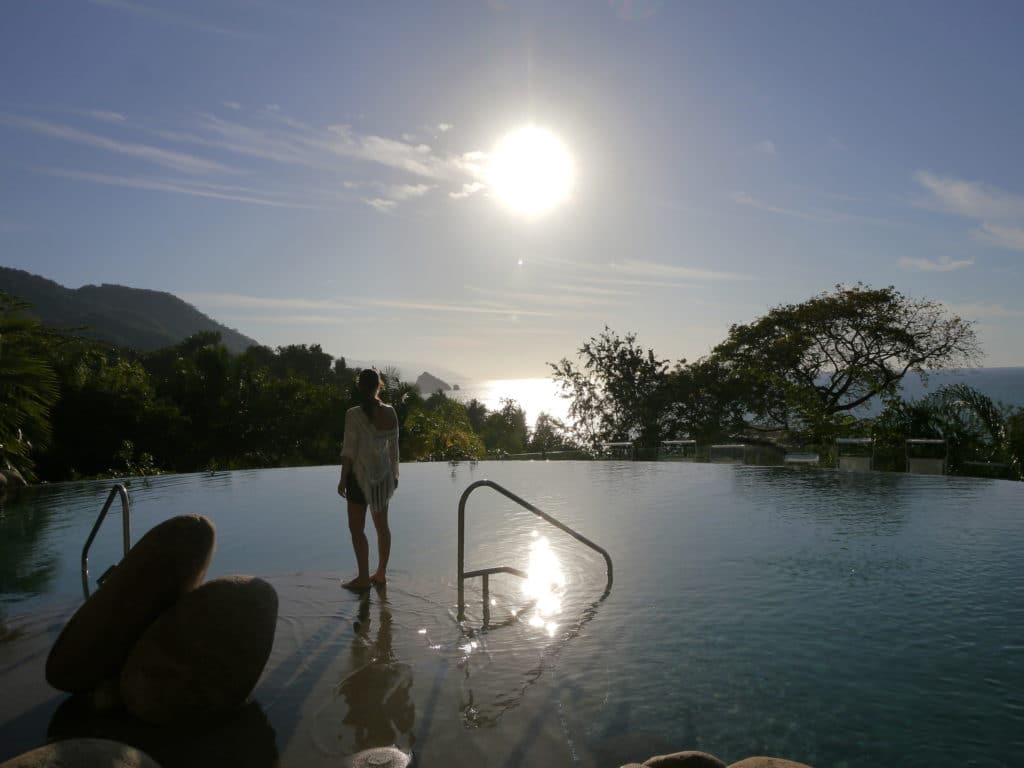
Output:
[644, 752, 728, 768]
[728, 759, 813, 768]
[120, 575, 278, 725]
[46, 515, 216, 693]
[0, 738, 161, 768]
[350, 747, 412, 768]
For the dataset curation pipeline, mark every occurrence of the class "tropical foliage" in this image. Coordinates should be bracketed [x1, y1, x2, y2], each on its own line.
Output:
[0, 293, 59, 480]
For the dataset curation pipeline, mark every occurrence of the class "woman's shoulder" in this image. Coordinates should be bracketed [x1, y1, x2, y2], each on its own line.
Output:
[345, 405, 365, 418]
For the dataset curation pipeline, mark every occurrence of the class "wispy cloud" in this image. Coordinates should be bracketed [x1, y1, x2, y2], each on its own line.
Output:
[465, 284, 634, 309]
[2, 114, 230, 174]
[8, 106, 486, 213]
[914, 171, 1024, 220]
[438, 123, 453, 133]
[91, 0, 260, 40]
[898, 256, 974, 272]
[362, 299, 556, 317]
[89, 110, 126, 123]
[450, 181, 485, 200]
[39, 168, 319, 209]
[385, 183, 432, 201]
[755, 140, 777, 156]
[732, 190, 825, 221]
[609, 258, 748, 281]
[977, 221, 1024, 252]
[163, 112, 487, 209]
[222, 101, 242, 111]
[915, 170, 1024, 253]
[364, 198, 397, 212]
[183, 293, 350, 311]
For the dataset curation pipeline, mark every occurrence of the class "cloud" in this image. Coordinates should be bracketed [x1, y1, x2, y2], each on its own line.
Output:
[977, 221, 1024, 252]
[450, 181, 485, 199]
[732, 190, 824, 220]
[183, 293, 350, 311]
[914, 171, 1024, 220]
[915, 171, 1024, 253]
[385, 183, 432, 201]
[610, 258, 748, 281]
[39, 168, 319, 209]
[89, 110, 126, 123]
[898, 256, 974, 272]
[755, 140, 777, 155]
[438, 123, 453, 132]
[223, 101, 242, 111]
[364, 198, 397, 212]
[90, 0, 260, 40]
[2, 114, 230, 174]
[362, 299, 556, 317]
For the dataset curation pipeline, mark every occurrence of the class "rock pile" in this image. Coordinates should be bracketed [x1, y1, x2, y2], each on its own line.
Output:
[45, 514, 278, 725]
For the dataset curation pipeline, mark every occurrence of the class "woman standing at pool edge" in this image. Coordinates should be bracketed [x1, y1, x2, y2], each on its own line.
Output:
[338, 368, 400, 590]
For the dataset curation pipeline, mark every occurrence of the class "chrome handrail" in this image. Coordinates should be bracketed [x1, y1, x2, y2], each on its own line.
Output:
[457, 479, 613, 620]
[81, 483, 131, 599]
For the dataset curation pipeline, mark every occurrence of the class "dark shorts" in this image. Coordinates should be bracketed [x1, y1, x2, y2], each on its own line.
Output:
[346, 473, 367, 506]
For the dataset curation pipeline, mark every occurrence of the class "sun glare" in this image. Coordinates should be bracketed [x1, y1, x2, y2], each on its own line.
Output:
[487, 125, 573, 216]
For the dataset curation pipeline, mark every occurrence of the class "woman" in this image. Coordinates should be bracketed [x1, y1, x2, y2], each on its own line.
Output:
[338, 368, 400, 589]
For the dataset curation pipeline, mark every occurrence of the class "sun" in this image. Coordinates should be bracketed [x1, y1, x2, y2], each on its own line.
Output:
[487, 125, 574, 216]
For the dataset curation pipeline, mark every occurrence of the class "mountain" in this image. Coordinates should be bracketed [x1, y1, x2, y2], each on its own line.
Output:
[0, 267, 259, 353]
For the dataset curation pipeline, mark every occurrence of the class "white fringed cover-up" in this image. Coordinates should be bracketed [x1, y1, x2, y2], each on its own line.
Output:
[341, 405, 399, 512]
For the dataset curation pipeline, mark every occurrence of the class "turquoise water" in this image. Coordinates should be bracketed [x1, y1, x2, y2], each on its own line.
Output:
[1, 462, 1022, 767]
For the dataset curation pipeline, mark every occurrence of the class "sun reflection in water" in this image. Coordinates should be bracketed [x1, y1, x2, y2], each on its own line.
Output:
[521, 533, 566, 637]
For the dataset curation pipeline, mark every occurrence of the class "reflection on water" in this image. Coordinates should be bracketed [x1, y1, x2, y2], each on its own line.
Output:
[313, 588, 414, 760]
[521, 533, 565, 637]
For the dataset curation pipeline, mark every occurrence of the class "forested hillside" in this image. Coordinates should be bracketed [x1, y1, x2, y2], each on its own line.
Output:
[0, 267, 258, 353]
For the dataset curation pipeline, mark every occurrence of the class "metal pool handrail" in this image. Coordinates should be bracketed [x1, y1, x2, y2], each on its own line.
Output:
[457, 479, 613, 620]
[81, 483, 131, 599]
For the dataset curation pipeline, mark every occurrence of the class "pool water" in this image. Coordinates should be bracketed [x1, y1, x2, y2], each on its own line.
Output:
[1, 462, 1022, 767]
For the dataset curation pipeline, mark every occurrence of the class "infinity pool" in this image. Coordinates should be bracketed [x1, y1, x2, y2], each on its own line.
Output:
[1, 462, 1021, 767]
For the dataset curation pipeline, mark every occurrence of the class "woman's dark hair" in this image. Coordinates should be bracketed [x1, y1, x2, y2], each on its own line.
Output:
[357, 368, 383, 421]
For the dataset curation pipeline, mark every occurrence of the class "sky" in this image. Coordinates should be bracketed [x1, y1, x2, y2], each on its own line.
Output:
[2, 0, 1024, 380]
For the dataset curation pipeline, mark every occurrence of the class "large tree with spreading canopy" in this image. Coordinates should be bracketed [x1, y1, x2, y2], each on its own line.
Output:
[702, 284, 981, 437]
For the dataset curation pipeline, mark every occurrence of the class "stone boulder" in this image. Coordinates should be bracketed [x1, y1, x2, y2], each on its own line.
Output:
[120, 576, 278, 725]
[728, 759, 812, 768]
[0, 738, 161, 768]
[644, 752, 727, 768]
[46, 515, 216, 693]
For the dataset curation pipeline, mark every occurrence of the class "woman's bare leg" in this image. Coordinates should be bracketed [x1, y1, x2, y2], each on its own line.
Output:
[370, 505, 390, 584]
[343, 502, 372, 589]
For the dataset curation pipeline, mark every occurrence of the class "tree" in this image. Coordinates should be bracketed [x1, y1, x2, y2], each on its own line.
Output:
[703, 284, 981, 439]
[872, 384, 1022, 477]
[404, 398, 484, 461]
[0, 293, 59, 478]
[550, 327, 671, 453]
[481, 398, 529, 455]
[528, 412, 574, 455]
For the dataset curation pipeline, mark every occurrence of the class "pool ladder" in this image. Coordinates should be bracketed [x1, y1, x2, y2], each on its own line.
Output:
[457, 479, 613, 623]
[80, 483, 131, 599]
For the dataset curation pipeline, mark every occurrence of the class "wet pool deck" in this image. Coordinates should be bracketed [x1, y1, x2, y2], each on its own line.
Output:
[0, 572, 600, 768]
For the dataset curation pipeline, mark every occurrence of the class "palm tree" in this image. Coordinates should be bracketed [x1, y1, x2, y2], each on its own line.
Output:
[0, 293, 59, 480]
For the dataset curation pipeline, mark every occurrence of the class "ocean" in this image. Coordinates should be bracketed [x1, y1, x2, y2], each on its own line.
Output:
[447, 368, 1024, 429]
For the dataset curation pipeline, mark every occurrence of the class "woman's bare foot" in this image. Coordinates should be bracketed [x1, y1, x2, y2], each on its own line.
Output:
[342, 576, 372, 590]
[369, 572, 387, 586]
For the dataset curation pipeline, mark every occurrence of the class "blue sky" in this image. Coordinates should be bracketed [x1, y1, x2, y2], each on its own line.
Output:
[2, 0, 1023, 379]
